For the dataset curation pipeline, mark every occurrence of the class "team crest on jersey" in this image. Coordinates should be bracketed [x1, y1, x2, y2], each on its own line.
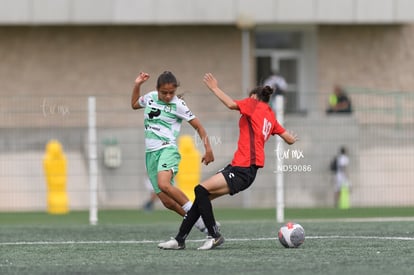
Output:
[164, 105, 172, 112]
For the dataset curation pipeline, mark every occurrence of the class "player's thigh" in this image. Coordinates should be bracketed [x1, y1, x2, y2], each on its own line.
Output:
[200, 173, 230, 196]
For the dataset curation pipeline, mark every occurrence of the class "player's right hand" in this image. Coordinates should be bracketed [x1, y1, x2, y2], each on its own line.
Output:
[135, 72, 150, 85]
[203, 73, 218, 91]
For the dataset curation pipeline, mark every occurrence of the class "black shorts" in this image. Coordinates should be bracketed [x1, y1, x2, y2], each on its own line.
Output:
[219, 164, 259, 196]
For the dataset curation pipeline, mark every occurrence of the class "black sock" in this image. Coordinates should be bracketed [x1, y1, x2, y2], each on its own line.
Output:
[175, 200, 200, 244]
[194, 185, 220, 238]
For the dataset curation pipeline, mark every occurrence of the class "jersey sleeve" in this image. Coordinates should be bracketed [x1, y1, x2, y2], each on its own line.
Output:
[272, 119, 286, 135]
[138, 92, 152, 108]
[175, 99, 196, 121]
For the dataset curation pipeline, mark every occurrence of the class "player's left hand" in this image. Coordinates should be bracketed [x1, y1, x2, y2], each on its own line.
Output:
[201, 150, 214, 165]
[281, 130, 298, 145]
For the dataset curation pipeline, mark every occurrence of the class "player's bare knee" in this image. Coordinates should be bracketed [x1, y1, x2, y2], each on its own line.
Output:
[158, 182, 172, 194]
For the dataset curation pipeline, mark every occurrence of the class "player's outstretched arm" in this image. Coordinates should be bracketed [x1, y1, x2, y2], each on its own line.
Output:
[188, 118, 215, 165]
[131, 72, 150, 109]
[203, 73, 239, 110]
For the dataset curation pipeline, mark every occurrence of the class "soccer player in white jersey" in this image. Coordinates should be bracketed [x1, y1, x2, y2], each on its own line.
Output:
[131, 71, 215, 233]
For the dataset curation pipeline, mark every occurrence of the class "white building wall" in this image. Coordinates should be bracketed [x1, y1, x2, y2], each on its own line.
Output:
[1, 0, 414, 25]
[32, 1, 71, 23]
[396, 0, 414, 21]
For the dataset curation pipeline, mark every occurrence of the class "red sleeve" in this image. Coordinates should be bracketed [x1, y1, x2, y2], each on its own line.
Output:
[272, 119, 286, 135]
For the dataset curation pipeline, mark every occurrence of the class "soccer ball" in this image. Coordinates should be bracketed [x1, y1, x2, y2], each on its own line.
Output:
[278, 222, 305, 248]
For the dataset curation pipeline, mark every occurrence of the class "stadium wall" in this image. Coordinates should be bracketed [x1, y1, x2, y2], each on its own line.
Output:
[2, 24, 414, 123]
[1, 24, 414, 210]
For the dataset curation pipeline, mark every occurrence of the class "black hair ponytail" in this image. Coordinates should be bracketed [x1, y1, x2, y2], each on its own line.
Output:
[250, 85, 274, 103]
[156, 71, 180, 89]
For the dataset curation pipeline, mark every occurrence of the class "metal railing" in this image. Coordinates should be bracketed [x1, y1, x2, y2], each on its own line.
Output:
[0, 92, 413, 211]
[345, 87, 414, 127]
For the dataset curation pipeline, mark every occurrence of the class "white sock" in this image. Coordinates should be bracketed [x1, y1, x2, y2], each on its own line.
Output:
[194, 217, 206, 232]
[181, 201, 206, 232]
[181, 201, 192, 213]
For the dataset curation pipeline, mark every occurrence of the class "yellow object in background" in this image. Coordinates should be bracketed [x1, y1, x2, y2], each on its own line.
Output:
[43, 140, 69, 214]
[176, 135, 201, 202]
[329, 94, 338, 107]
[339, 186, 350, 210]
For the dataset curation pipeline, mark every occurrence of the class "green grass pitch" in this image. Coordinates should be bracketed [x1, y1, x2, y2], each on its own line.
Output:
[1, 208, 413, 275]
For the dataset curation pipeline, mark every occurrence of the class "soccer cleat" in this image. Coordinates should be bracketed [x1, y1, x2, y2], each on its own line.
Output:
[197, 235, 224, 250]
[199, 221, 221, 235]
[158, 238, 185, 250]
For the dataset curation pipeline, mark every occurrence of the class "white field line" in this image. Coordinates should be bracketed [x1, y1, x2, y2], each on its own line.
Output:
[1, 235, 414, 246]
[296, 217, 414, 222]
[222, 217, 414, 224]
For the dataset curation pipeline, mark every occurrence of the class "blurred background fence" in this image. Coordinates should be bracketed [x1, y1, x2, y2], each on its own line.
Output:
[1, 90, 413, 212]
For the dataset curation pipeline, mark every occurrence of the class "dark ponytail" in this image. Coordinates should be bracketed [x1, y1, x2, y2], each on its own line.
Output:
[250, 85, 274, 103]
[156, 71, 180, 89]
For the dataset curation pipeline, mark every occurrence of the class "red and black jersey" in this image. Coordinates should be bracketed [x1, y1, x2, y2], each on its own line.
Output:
[231, 97, 286, 167]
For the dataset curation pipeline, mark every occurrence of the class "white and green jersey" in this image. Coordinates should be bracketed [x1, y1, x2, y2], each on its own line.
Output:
[138, 91, 196, 152]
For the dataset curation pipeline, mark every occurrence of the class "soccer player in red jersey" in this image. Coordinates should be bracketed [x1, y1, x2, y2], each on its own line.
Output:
[158, 73, 297, 250]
